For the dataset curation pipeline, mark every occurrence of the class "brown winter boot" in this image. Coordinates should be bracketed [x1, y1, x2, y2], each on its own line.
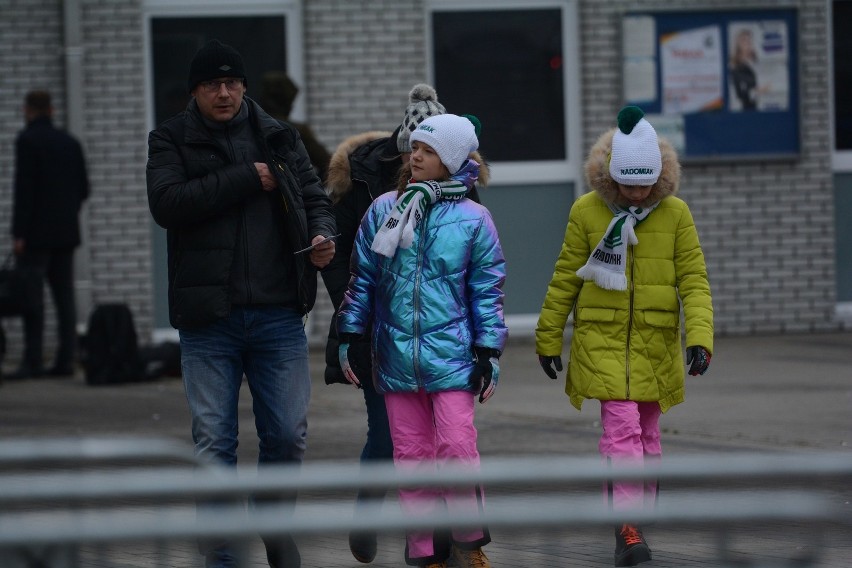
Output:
[450, 545, 491, 568]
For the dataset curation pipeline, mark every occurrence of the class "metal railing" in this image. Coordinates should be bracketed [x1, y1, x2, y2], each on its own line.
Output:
[1, 437, 850, 567]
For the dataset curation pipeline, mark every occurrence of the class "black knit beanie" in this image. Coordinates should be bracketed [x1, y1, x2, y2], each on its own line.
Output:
[187, 40, 247, 93]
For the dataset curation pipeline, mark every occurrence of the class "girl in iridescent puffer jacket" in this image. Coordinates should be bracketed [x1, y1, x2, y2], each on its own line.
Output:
[337, 113, 507, 568]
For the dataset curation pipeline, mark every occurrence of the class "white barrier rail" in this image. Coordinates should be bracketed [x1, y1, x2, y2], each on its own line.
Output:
[1, 438, 850, 567]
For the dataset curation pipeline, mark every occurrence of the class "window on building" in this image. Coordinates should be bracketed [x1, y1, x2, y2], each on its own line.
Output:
[427, 1, 580, 184]
[833, 1, 852, 152]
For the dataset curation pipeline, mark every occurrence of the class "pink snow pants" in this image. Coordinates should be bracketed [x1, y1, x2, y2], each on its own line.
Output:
[384, 389, 487, 562]
[599, 400, 662, 511]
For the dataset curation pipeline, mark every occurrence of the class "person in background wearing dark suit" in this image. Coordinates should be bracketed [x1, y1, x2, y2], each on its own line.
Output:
[9, 90, 89, 379]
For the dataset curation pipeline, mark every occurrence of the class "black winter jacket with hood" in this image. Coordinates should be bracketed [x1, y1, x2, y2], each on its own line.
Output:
[147, 97, 335, 329]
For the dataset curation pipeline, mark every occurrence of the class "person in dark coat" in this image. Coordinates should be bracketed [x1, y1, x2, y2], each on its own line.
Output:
[260, 71, 332, 183]
[146, 39, 336, 568]
[9, 90, 89, 379]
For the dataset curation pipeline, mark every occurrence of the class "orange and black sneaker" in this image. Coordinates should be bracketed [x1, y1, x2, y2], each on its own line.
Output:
[614, 524, 652, 566]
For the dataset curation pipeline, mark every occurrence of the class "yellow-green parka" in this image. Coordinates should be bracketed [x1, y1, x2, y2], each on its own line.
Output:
[535, 128, 713, 412]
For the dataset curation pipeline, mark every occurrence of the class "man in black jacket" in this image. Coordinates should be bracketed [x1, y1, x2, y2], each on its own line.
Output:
[10, 90, 89, 379]
[146, 40, 336, 568]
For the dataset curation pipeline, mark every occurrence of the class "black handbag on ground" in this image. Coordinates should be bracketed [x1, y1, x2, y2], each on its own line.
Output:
[0, 253, 43, 317]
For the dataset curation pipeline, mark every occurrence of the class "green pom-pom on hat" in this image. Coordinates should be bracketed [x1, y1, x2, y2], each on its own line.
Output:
[616, 106, 645, 134]
[461, 114, 482, 138]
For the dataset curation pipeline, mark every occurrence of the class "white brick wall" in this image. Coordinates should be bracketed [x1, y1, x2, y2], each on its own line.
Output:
[0, 0, 842, 369]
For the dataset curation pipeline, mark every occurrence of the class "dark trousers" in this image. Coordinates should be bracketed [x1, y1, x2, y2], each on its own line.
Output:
[17, 248, 77, 371]
[360, 368, 394, 462]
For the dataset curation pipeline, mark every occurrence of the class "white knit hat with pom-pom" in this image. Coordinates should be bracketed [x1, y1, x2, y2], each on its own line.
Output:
[396, 83, 447, 153]
[609, 106, 662, 186]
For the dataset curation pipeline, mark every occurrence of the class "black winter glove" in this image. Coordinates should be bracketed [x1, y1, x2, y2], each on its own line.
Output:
[538, 355, 563, 380]
[469, 347, 500, 404]
[338, 333, 365, 387]
[686, 346, 711, 376]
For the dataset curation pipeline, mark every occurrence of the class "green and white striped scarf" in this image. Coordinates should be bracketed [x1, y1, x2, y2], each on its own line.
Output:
[371, 179, 467, 258]
[576, 201, 658, 290]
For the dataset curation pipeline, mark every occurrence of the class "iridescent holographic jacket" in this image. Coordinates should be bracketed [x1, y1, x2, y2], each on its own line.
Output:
[337, 190, 507, 394]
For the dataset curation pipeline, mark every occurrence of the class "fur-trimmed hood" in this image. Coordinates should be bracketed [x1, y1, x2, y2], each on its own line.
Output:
[326, 129, 490, 204]
[584, 128, 681, 207]
[325, 130, 394, 203]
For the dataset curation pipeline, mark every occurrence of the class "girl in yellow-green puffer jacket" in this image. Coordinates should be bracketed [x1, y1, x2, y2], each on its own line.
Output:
[535, 106, 713, 568]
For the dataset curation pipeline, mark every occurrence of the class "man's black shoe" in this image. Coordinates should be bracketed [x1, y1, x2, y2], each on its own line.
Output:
[264, 534, 301, 568]
[349, 530, 378, 563]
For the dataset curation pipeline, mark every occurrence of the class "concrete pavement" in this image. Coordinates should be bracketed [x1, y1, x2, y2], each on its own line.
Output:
[1, 331, 851, 567]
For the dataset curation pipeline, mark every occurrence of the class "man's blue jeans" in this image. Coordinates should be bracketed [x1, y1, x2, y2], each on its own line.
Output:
[179, 305, 310, 567]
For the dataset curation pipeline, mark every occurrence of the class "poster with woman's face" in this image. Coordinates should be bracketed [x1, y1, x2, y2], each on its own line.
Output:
[727, 21, 790, 112]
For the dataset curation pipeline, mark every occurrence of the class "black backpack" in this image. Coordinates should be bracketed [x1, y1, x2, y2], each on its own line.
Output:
[83, 303, 145, 385]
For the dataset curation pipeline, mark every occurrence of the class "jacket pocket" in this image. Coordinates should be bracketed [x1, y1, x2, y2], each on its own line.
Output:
[576, 307, 616, 322]
[642, 310, 678, 328]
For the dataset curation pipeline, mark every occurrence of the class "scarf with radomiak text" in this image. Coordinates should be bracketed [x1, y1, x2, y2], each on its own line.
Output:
[370, 159, 478, 258]
[576, 201, 658, 290]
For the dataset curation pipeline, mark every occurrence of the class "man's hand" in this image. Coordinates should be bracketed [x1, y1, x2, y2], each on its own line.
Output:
[309, 235, 336, 269]
[686, 346, 711, 376]
[254, 162, 278, 192]
[538, 355, 563, 380]
[12, 238, 25, 256]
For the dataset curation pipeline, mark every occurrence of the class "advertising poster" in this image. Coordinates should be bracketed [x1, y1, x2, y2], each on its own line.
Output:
[727, 20, 790, 112]
[660, 25, 724, 114]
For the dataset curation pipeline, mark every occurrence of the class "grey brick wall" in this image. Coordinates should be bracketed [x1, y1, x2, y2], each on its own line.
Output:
[79, 0, 151, 332]
[0, 0, 841, 370]
[303, 0, 426, 156]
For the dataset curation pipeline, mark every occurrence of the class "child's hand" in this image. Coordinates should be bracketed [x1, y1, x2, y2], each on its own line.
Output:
[686, 346, 711, 376]
[538, 355, 563, 380]
[470, 347, 500, 403]
[338, 334, 364, 388]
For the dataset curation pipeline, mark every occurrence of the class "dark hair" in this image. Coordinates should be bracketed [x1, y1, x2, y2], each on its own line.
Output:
[25, 90, 52, 114]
